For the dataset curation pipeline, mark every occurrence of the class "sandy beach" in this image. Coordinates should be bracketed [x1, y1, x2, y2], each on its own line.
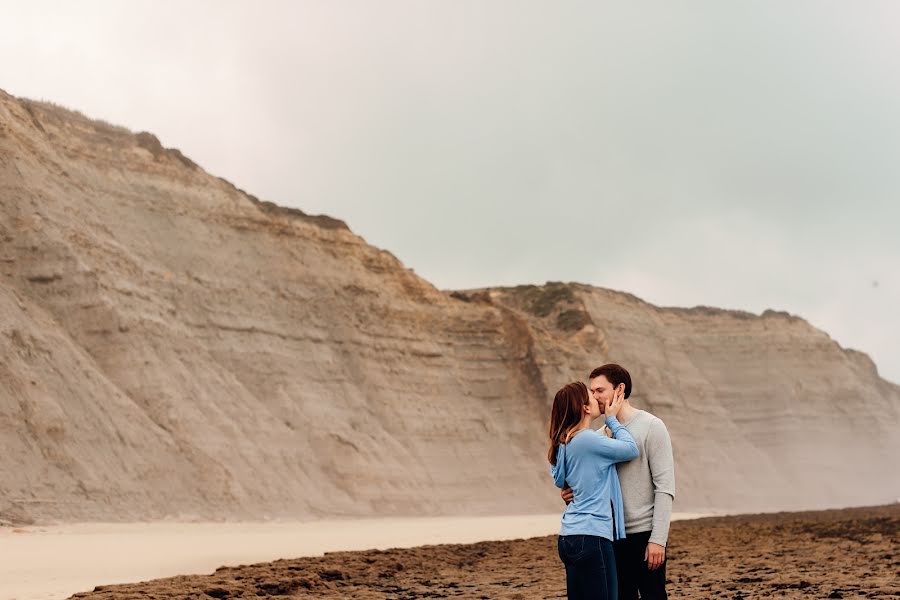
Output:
[5, 505, 895, 600]
[1, 513, 713, 600]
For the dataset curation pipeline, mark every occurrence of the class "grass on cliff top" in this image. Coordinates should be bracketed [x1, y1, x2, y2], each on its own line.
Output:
[508, 283, 576, 317]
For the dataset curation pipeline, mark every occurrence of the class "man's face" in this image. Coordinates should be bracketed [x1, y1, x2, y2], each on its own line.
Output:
[590, 375, 618, 413]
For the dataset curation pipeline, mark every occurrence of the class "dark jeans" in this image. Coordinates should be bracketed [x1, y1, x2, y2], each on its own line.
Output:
[613, 530, 668, 600]
[557, 534, 617, 600]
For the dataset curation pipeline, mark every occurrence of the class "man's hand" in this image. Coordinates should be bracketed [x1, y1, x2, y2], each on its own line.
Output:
[645, 542, 665, 570]
[560, 487, 574, 504]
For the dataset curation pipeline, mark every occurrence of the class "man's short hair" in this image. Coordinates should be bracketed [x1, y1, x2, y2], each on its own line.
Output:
[589, 364, 632, 399]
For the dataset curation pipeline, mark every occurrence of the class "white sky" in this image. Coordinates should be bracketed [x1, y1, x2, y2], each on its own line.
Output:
[2, 0, 898, 383]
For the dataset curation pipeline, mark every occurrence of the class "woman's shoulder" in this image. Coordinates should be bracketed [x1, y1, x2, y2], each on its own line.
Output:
[568, 428, 607, 445]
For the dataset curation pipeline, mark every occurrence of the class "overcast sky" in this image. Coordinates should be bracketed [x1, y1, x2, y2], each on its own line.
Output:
[3, 1, 898, 382]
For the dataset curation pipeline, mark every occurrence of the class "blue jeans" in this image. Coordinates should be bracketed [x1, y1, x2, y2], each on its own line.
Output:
[557, 534, 618, 600]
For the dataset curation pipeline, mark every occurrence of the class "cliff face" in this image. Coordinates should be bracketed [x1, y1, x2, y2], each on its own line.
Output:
[464, 285, 900, 512]
[1, 91, 898, 525]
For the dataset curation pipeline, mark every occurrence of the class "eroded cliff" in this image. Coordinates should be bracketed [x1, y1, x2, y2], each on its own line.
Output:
[1, 91, 897, 524]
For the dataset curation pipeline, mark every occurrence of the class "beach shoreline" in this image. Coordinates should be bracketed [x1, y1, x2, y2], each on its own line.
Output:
[3, 506, 897, 600]
[1, 512, 709, 600]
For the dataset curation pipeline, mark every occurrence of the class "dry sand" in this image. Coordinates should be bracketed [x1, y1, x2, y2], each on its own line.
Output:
[8, 505, 895, 600]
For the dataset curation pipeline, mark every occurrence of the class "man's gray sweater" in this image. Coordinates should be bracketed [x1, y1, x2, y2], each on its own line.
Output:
[616, 409, 675, 546]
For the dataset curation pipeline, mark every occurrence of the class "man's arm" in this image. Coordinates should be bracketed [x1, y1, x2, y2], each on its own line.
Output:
[647, 417, 675, 548]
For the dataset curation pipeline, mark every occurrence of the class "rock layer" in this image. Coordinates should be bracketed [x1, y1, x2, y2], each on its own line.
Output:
[1, 91, 898, 524]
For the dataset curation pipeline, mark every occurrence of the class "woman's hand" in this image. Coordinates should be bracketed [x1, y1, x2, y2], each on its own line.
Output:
[605, 389, 625, 419]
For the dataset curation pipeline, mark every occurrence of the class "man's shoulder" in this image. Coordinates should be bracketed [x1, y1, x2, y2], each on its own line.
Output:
[634, 409, 664, 426]
[643, 410, 666, 425]
[635, 410, 670, 437]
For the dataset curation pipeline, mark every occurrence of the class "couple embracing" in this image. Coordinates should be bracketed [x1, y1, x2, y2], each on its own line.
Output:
[549, 364, 674, 600]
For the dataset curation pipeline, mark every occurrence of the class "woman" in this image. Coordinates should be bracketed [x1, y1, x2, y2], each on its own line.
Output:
[549, 381, 638, 600]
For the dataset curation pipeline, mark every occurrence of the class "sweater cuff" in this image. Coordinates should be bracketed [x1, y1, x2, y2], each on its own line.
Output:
[648, 491, 674, 546]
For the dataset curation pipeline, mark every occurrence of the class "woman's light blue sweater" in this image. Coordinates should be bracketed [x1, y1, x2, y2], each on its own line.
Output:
[550, 416, 639, 540]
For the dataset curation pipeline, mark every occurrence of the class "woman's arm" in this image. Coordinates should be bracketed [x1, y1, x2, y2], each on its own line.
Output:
[584, 417, 639, 462]
[549, 443, 568, 488]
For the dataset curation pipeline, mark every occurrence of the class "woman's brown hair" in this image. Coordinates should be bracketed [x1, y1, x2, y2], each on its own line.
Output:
[547, 381, 590, 465]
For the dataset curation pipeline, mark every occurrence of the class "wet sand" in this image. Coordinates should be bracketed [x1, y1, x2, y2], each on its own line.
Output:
[61, 504, 897, 599]
[0, 513, 709, 600]
[2, 514, 567, 600]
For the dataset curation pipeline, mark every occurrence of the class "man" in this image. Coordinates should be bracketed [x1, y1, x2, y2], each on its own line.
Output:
[562, 363, 675, 600]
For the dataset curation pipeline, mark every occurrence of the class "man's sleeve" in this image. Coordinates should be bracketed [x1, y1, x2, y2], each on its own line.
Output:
[647, 417, 675, 546]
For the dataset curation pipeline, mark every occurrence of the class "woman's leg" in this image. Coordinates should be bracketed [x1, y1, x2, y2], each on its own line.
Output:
[559, 535, 585, 600]
[571, 536, 611, 600]
[565, 561, 581, 600]
[600, 538, 618, 600]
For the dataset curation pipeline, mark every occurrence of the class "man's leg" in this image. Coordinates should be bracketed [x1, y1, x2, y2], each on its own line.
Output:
[614, 537, 639, 600]
[639, 558, 667, 600]
[630, 531, 668, 600]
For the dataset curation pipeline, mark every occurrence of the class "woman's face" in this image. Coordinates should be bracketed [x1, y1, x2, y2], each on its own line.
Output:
[585, 391, 602, 420]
